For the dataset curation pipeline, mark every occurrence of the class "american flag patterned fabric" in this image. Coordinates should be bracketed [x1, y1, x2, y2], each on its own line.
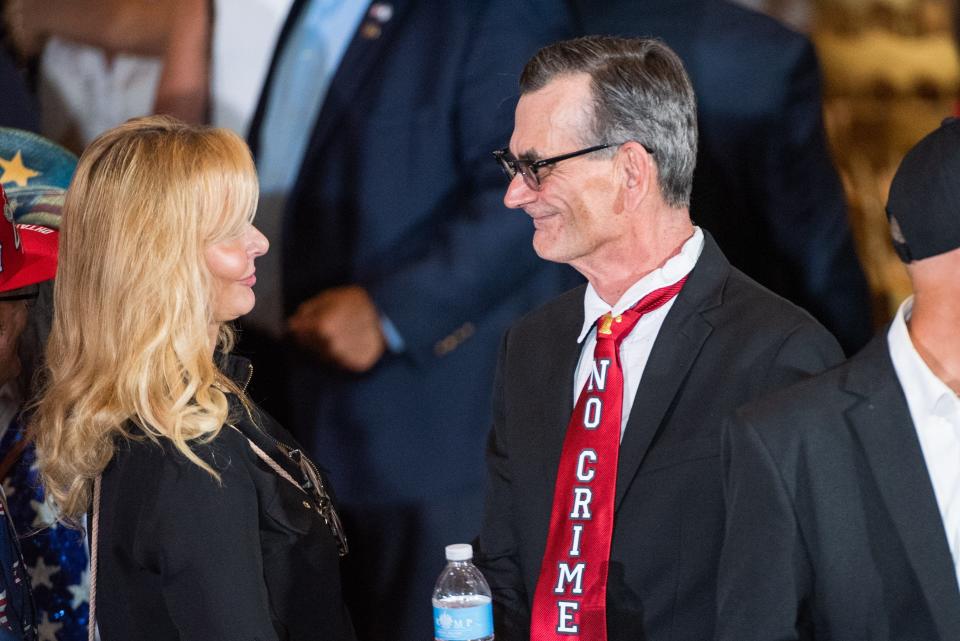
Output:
[0, 417, 85, 641]
[0, 475, 36, 639]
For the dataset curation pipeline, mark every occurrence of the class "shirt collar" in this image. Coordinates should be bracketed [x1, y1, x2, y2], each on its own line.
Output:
[888, 296, 960, 421]
[578, 227, 704, 343]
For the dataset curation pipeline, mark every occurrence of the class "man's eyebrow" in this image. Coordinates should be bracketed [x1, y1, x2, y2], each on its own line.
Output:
[517, 148, 542, 162]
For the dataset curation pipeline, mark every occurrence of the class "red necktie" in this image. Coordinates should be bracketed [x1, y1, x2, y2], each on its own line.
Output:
[529, 277, 688, 641]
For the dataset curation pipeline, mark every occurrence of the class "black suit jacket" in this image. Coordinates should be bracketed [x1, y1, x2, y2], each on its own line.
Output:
[475, 233, 844, 640]
[717, 333, 960, 641]
[570, 0, 872, 354]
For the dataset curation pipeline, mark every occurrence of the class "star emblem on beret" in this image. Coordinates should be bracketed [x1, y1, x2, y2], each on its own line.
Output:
[0, 151, 41, 188]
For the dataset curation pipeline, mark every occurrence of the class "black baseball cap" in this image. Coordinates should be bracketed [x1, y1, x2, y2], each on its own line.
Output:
[886, 117, 960, 263]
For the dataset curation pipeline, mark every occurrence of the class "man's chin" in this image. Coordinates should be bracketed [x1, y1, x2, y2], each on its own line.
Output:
[532, 235, 569, 264]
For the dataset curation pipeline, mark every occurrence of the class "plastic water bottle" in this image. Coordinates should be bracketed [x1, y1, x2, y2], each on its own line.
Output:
[432, 543, 494, 641]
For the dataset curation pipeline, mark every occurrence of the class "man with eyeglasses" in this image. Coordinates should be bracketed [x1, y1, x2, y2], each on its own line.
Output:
[567, 0, 872, 357]
[473, 36, 844, 641]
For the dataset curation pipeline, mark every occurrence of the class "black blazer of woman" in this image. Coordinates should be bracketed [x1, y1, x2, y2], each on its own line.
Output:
[94, 354, 356, 641]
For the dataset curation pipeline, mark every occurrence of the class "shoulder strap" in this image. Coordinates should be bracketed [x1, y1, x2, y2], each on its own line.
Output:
[226, 406, 305, 484]
[233, 427, 303, 493]
[229, 424, 349, 556]
[89, 475, 101, 641]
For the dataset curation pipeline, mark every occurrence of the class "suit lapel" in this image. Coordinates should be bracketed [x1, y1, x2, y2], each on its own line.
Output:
[306, 0, 412, 154]
[614, 234, 722, 510]
[534, 290, 585, 508]
[845, 335, 960, 640]
[248, 0, 412, 157]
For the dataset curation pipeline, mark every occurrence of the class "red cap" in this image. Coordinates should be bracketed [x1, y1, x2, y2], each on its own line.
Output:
[0, 183, 59, 293]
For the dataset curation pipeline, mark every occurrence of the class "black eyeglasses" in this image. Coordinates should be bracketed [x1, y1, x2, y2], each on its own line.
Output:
[288, 448, 349, 556]
[493, 141, 654, 191]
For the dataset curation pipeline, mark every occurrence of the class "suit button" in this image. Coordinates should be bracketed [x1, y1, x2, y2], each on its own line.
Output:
[433, 322, 476, 357]
[302, 500, 312, 509]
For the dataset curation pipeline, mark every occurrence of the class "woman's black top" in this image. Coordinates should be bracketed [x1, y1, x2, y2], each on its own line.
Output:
[94, 355, 356, 641]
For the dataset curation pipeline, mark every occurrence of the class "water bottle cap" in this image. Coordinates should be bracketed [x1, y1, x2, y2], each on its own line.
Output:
[445, 543, 473, 561]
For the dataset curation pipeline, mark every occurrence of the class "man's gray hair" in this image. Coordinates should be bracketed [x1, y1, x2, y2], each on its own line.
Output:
[520, 36, 697, 208]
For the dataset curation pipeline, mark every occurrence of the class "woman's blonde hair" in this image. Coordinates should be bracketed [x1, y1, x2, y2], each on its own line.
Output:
[31, 115, 259, 523]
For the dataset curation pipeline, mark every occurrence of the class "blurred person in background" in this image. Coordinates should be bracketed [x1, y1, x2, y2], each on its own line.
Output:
[571, 0, 874, 355]
[0, 128, 87, 641]
[31, 116, 355, 641]
[150, 0, 209, 125]
[952, 0, 960, 115]
[0, 184, 46, 641]
[0, 7, 37, 133]
[4, 0, 296, 139]
[0, 56, 36, 133]
[3, 0, 176, 152]
[242, 2, 578, 640]
[150, 0, 292, 131]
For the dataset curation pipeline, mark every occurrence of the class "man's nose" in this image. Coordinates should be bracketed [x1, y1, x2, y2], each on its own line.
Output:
[503, 174, 537, 210]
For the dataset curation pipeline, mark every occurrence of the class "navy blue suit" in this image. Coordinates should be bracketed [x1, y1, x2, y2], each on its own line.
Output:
[572, 0, 873, 354]
[246, 2, 577, 640]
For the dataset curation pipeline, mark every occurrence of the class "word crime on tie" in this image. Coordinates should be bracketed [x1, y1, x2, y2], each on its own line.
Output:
[529, 277, 688, 641]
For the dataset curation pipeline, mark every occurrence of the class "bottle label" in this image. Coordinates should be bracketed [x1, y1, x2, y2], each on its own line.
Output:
[433, 604, 493, 640]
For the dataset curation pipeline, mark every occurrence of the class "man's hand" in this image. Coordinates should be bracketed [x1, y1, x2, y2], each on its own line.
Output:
[287, 285, 387, 373]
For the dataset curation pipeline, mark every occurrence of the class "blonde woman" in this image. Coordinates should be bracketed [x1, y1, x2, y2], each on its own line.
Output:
[31, 116, 356, 641]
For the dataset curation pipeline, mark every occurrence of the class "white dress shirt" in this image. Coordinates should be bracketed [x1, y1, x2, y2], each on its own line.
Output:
[573, 227, 704, 439]
[888, 296, 960, 590]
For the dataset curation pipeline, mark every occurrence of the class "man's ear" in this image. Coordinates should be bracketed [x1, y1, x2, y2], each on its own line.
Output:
[617, 141, 655, 211]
